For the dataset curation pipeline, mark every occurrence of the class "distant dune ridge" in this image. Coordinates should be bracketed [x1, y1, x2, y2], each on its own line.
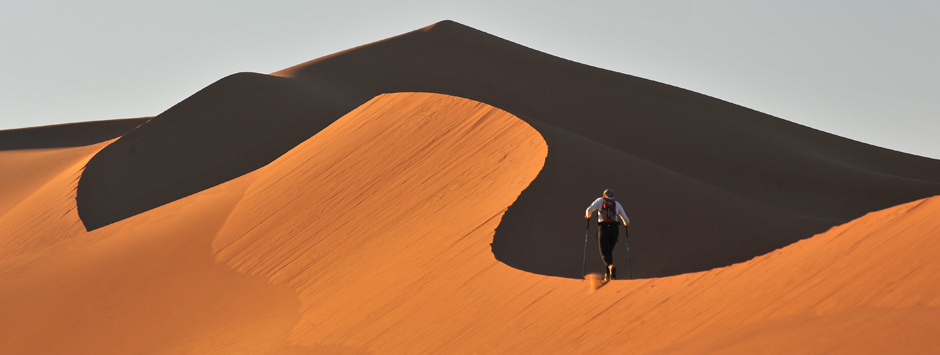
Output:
[0, 117, 148, 151]
[2, 20, 940, 354]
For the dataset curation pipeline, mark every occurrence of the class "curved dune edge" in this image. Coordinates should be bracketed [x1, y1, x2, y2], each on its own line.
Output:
[211, 92, 549, 346]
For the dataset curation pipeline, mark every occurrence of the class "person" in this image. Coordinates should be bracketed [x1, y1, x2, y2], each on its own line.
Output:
[585, 189, 630, 281]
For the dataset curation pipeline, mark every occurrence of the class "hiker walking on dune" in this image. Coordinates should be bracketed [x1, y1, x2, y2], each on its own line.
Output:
[585, 189, 630, 281]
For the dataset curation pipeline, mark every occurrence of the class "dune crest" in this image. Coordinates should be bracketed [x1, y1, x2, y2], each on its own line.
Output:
[0, 117, 147, 151]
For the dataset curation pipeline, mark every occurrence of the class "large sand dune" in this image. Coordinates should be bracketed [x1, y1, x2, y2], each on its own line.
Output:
[2, 20, 940, 353]
[76, 20, 940, 278]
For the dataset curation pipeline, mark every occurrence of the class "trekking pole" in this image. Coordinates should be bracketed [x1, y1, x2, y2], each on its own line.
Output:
[581, 218, 590, 281]
[625, 225, 632, 279]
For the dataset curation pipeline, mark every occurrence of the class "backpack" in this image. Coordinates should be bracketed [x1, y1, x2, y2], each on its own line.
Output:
[600, 198, 618, 222]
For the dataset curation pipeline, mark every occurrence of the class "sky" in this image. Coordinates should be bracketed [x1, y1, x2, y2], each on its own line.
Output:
[2, 1, 938, 159]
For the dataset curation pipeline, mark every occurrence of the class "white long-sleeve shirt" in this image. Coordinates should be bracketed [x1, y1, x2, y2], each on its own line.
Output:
[585, 197, 630, 226]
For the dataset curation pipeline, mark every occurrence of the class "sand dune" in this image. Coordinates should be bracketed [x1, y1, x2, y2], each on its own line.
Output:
[77, 20, 940, 278]
[2, 20, 940, 354]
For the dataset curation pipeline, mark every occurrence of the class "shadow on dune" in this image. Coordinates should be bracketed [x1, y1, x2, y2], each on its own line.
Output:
[76, 73, 365, 231]
[76, 20, 940, 278]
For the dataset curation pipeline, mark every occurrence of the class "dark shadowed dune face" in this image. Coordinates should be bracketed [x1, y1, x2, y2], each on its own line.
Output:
[76, 20, 940, 278]
[76, 73, 367, 231]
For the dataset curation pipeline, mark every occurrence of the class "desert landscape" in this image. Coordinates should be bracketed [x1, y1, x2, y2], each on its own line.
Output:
[2, 20, 939, 354]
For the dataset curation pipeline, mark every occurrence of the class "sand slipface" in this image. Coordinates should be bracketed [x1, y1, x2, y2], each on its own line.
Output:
[75, 73, 355, 231]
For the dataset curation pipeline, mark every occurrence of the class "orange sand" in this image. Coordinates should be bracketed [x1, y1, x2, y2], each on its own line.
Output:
[2, 91, 939, 354]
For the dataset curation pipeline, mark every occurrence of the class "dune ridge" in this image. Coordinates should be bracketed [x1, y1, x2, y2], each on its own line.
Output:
[0, 117, 148, 151]
[75, 73, 355, 231]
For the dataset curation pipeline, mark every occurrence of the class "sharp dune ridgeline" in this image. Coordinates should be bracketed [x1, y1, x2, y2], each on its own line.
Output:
[2, 20, 939, 354]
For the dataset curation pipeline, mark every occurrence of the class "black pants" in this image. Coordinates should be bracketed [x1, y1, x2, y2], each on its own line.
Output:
[597, 222, 619, 267]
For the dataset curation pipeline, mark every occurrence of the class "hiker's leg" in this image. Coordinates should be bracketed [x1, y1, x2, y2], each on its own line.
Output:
[598, 223, 618, 267]
[604, 223, 619, 279]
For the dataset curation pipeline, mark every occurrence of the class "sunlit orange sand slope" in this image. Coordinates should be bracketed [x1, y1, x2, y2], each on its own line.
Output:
[1, 92, 545, 353]
[3, 92, 940, 354]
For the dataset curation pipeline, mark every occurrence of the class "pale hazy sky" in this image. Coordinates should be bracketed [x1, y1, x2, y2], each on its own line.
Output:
[2, 1, 938, 159]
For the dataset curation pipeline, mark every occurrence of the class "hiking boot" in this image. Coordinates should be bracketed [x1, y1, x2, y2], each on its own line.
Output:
[608, 264, 617, 280]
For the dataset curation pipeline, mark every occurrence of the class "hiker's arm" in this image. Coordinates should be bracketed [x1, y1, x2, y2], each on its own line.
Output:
[585, 199, 601, 219]
[618, 204, 630, 226]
